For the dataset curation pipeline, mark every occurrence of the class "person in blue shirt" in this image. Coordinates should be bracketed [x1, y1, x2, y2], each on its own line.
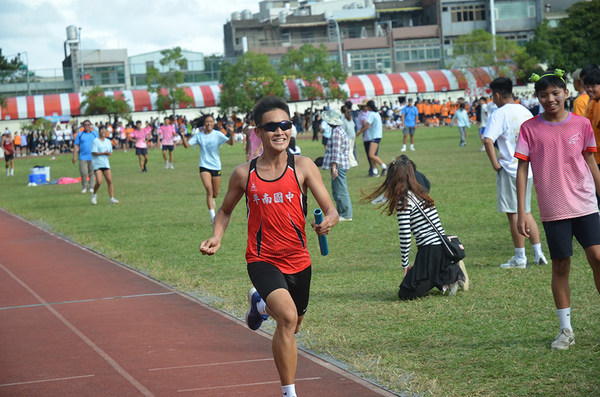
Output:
[451, 102, 471, 147]
[72, 119, 99, 194]
[90, 125, 119, 205]
[401, 99, 419, 152]
[356, 100, 387, 177]
[180, 115, 234, 224]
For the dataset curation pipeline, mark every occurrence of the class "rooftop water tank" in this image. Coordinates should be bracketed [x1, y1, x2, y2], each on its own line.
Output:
[66, 25, 78, 40]
[242, 9, 253, 19]
[231, 11, 242, 20]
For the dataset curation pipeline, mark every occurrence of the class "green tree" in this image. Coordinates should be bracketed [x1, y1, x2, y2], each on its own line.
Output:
[145, 47, 193, 117]
[280, 44, 347, 110]
[219, 51, 285, 115]
[452, 29, 541, 82]
[81, 86, 132, 124]
[526, 0, 600, 72]
[0, 48, 24, 84]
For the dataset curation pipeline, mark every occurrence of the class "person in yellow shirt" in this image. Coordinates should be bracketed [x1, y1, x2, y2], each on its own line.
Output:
[572, 69, 589, 116]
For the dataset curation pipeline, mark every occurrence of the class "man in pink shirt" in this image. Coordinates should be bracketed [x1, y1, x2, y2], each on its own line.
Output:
[159, 116, 177, 169]
[130, 120, 151, 173]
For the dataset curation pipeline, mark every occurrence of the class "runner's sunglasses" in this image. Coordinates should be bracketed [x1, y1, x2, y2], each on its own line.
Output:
[257, 120, 293, 132]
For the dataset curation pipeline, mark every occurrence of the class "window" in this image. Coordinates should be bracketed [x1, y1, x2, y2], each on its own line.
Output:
[451, 4, 486, 22]
[495, 1, 535, 20]
[348, 48, 392, 73]
[180, 60, 188, 71]
[146, 61, 155, 70]
[503, 34, 529, 46]
[395, 38, 442, 65]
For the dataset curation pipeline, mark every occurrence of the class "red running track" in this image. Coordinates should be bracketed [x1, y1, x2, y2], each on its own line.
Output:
[0, 209, 399, 397]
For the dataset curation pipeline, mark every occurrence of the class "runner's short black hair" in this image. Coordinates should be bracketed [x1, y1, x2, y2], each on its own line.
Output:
[580, 64, 599, 81]
[489, 77, 513, 98]
[367, 100, 378, 112]
[583, 69, 600, 86]
[534, 71, 567, 94]
[253, 96, 290, 125]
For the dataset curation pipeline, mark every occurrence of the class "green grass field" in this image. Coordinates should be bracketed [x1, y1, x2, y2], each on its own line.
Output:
[1, 126, 599, 396]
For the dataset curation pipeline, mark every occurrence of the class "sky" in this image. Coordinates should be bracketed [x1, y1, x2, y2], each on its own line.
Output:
[0, 0, 261, 73]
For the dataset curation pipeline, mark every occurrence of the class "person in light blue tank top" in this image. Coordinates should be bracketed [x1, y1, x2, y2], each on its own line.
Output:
[180, 114, 234, 224]
[90, 125, 119, 205]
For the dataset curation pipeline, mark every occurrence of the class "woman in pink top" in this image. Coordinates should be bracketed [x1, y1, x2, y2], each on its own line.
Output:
[244, 117, 262, 161]
[159, 116, 179, 169]
[130, 120, 151, 172]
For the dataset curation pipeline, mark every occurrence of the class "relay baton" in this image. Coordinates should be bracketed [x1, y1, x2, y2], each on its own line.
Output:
[313, 208, 329, 256]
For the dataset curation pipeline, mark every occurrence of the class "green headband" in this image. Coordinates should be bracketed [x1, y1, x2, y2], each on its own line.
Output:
[529, 69, 565, 83]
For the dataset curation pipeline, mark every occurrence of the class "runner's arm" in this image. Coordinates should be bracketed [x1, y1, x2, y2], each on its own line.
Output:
[298, 156, 339, 235]
[584, 151, 600, 197]
[516, 159, 531, 238]
[200, 164, 248, 255]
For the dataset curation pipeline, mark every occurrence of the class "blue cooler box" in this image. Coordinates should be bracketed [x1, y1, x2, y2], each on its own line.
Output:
[29, 167, 50, 184]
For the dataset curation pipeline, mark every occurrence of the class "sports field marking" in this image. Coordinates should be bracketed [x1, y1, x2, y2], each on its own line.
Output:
[177, 377, 322, 393]
[0, 263, 156, 397]
[149, 357, 273, 371]
[0, 292, 175, 310]
[0, 375, 95, 387]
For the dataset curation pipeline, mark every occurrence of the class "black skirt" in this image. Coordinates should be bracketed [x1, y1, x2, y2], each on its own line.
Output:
[398, 244, 463, 300]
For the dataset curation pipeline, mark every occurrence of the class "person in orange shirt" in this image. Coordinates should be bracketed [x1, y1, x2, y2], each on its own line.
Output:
[441, 101, 449, 125]
[583, 69, 600, 170]
[13, 132, 21, 157]
[572, 69, 589, 116]
[416, 100, 425, 126]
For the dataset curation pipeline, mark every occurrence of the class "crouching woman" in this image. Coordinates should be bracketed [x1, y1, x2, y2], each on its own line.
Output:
[364, 156, 469, 300]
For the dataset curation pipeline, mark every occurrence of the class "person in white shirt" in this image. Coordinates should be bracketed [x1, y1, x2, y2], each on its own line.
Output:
[482, 77, 547, 269]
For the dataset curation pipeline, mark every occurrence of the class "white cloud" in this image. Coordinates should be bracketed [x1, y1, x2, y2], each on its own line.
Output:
[1, 0, 260, 72]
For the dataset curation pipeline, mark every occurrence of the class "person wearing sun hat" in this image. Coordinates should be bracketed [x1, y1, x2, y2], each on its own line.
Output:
[322, 108, 353, 221]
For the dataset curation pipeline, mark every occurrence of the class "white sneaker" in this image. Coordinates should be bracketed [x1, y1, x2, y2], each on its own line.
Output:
[165, 162, 169, 169]
[551, 328, 575, 350]
[480, 145, 486, 152]
[410, 145, 415, 151]
[500, 256, 528, 269]
[81, 188, 87, 194]
[110, 197, 119, 204]
[534, 253, 548, 265]
[91, 195, 97, 205]
[169, 163, 174, 169]
[339, 217, 353, 222]
[401, 145, 407, 152]
[88, 188, 94, 193]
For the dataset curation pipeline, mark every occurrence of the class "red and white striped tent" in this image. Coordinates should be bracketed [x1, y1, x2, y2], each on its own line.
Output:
[0, 67, 498, 121]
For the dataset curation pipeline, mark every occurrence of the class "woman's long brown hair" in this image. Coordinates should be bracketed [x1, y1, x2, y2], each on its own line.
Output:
[362, 156, 434, 216]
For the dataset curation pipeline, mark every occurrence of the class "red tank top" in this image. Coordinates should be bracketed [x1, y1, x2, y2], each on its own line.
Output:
[246, 154, 310, 274]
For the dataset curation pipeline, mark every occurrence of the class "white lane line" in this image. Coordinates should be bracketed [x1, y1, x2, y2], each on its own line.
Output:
[0, 374, 95, 387]
[177, 377, 321, 393]
[0, 263, 155, 397]
[149, 358, 273, 371]
[0, 292, 175, 311]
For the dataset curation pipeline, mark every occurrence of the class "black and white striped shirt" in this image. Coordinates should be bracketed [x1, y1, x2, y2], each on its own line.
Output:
[397, 192, 445, 268]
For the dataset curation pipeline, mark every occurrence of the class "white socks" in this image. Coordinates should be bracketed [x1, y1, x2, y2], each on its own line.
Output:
[371, 168, 379, 175]
[557, 307, 572, 331]
[209, 209, 215, 220]
[532, 243, 543, 260]
[256, 299, 268, 316]
[514, 247, 526, 259]
[381, 163, 387, 170]
[282, 384, 296, 397]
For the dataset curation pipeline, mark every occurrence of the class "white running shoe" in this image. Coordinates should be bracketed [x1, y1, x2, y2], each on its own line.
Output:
[91, 195, 97, 205]
[169, 163, 174, 169]
[88, 188, 94, 193]
[81, 188, 87, 194]
[534, 253, 548, 265]
[410, 145, 415, 151]
[165, 162, 169, 169]
[110, 197, 119, 204]
[500, 256, 528, 269]
[551, 328, 575, 350]
[401, 145, 407, 152]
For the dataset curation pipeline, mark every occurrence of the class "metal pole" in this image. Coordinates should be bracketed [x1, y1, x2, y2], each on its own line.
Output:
[490, 0, 496, 54]
[330, 18, 344, 72]
[25, 52, 31, 96]
[79, 27, 84, 92]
